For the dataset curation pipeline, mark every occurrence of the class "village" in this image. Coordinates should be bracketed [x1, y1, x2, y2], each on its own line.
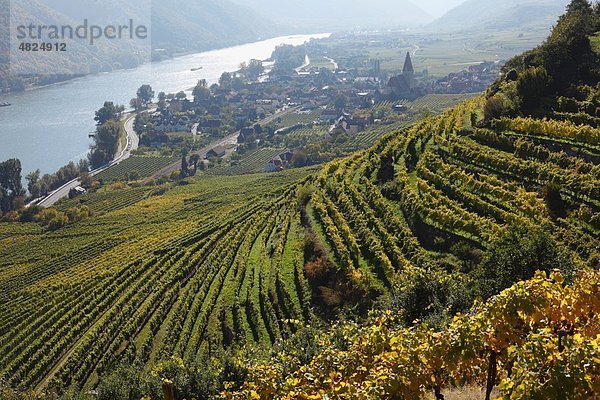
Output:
[131, 43, 498, 175]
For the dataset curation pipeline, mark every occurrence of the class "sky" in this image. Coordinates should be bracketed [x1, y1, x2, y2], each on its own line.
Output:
[416, 0, 467, 18]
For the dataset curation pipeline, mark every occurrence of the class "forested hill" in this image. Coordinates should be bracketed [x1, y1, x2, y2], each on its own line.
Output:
[0, 2, 599, 399]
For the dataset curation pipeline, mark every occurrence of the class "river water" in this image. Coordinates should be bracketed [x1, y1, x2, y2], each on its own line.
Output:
[0, 34, 329, 175]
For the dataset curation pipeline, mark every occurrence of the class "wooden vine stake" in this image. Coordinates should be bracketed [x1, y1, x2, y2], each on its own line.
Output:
[162, 379, 175, 400]
[485, 351, 497, 400]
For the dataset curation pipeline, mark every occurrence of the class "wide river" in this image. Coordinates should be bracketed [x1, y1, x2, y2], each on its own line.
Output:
[0, 34, 329, 176]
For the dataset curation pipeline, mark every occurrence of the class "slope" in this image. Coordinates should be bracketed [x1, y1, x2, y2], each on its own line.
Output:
[428, 0, 571, 32]
[0, 0, 279, 89]
[232, 0, 433, 31]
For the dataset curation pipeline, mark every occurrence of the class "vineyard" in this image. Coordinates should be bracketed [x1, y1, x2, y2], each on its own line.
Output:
[227, 269, 600, 399]
[271, 110, 322, 129]
[0, 169, 316, 395]
[55, 186, 157, 214]
[1, 93, 597, 398]
[1, 6, 599, 398]
[204, 148, 286, 176]
[410, 93, 480, 112]
[94, 156, 179, 182]
[342, 121, 408, 151]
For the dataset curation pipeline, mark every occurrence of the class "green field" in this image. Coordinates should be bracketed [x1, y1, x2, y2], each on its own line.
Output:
[372, 29, 552, 76]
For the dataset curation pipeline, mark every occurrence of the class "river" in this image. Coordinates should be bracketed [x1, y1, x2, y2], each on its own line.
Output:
[0, 33, 329, 176]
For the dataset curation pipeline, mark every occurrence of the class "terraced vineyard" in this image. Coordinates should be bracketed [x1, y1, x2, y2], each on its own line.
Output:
[94, 156, 179, 182]
[410, 93, 479, 112]
[342, 121, 408, 151]
[2, 94, 597, 396]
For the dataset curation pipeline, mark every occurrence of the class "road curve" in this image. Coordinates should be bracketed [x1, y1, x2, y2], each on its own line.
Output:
[37, 113, 139, 207]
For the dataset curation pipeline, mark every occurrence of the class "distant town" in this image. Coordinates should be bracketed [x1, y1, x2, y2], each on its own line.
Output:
[132, 43, 497, 175]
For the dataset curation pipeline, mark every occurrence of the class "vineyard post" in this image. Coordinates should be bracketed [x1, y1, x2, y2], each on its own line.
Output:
[485, 351, 497, 400]
[434, 384, 445, 400]
[162, 379, 175, 400]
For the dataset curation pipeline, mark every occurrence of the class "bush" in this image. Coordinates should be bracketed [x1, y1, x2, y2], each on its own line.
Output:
[48, 214, 69, 231]
[484, 93, 511, 121]
[475, 225, 575, 299]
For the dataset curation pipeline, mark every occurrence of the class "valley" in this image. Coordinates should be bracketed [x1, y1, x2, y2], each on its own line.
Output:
[0, 1, 598, 399]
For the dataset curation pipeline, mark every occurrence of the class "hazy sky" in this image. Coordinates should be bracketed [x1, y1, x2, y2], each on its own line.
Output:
[417, 0, 467, 18]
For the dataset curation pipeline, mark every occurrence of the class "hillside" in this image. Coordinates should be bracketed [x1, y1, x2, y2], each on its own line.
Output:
[0, 0, 278, 90]
[149, 0, 279, 53]
[428, 0, 571, 32]
[230, 0, 432, 31]
[0, 2, 599, 399]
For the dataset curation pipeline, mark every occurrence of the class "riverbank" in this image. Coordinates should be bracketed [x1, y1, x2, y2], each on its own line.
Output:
[7, 32, 331, 95]
[0, 33, 329, 177]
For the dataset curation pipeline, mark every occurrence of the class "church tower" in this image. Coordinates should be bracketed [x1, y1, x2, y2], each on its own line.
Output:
[402, 52, 414, 89]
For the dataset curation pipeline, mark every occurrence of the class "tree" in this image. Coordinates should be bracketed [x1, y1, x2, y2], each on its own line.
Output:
[157, 92, 167, 110]
[241, 59, 264, 80]
[566, 0, 593, 16]
[181, 156, 189, 178]
[176, 91, 187, 101]
[130, 97, 143, 111]
[231, 77, 244, 91]
[0, 159, 24, 213]
[136, 84, 155, 107]
[516, 66, 549, 112]
[219, 72, 232, 90]
[26, 169, 41, 199]
[475, 226, 575, 299]
[334, 93, 348, 111]
[94, 101, 125, 125]
[189, 154, 201, 174]
[89, 121, 122, 169]
[291, 150, 308, 167]
[134, 113, 153, 137]
[80, 172, 94, 188]
[193, 80, 211, 104]
[484, 94, 511, 121]
[541, 1, 595, 86]
[78, 159, 90, 173]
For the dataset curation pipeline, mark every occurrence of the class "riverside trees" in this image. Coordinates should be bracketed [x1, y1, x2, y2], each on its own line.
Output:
[89, 102, 125, 169]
